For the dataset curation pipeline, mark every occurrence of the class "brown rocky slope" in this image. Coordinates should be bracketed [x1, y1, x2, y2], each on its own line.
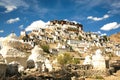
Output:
[109, 32, 120, 44]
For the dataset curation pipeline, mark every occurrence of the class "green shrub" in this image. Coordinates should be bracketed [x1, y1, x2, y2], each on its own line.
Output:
[41, 44, 50, 53]
[95, 75, 104, 79]
[57, 53, 72, 65]
[90, 75, 104, 80]
[78, 35, 82, 40]
[72, 58, 80, 64]
[57, 53, 81, 66]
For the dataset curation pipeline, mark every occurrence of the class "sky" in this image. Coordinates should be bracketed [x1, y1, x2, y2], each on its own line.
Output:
[0, 0, 120, 37]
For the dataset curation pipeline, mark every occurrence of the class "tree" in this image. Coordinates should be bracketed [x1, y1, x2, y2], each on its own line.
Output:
[69, 46, 74, 52]
[78, 35, 82, 40]
[57, 53, 80, 66]
[57, 53, 72, 66]
[41, 44, 50, 53]
[103, 35, 108, 42]
[72, 58, 80, 64]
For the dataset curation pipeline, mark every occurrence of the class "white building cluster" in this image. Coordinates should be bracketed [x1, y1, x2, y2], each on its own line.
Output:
[0, 20, 120, 78]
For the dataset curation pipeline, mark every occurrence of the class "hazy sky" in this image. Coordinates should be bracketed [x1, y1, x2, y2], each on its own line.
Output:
[0, 0, 120, 37]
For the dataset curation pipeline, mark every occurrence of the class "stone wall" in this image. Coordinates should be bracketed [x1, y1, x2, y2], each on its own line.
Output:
[66, 64, 107, 77]
[77, 70, 106, 77]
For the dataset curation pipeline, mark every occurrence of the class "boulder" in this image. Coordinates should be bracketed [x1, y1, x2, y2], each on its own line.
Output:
[27, 59, 35, 69]
[6, 61, 22, 77]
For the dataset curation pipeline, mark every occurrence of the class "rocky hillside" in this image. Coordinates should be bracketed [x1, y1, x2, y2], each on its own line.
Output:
[109, 32, 120, 44]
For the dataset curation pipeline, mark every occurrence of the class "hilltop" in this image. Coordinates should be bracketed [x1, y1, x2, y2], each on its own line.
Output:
[109, 32, 120, 44]
[0, 20, 120, 80]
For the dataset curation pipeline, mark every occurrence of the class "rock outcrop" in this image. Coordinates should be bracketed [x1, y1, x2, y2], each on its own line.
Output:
[0, 54, 7, 80]
[6, 61, 21, 77]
